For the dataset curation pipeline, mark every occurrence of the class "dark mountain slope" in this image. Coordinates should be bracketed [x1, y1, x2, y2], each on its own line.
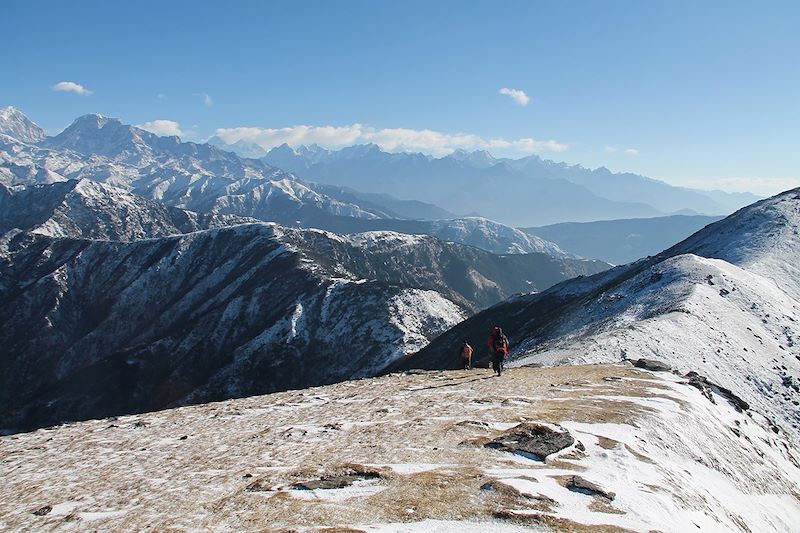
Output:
[0, 219, 607, 433]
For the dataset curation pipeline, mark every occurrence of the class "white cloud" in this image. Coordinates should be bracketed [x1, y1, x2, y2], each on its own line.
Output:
[213, 123, 566, 157]
[157, 93, 166, 100]
[52, 81, 93, 96]
[499, 87, 530, 106]
[624, 148, 639, 156]
[512, 138, 568, 153]
[137, 119, 184, 137]
[604, 146, 617, 153]
[201, 93, 213, 107]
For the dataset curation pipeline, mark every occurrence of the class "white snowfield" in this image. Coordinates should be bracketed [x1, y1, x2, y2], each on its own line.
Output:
[1, 365, 797, 532]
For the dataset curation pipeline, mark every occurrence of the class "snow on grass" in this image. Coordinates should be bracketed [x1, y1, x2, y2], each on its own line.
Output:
[362, 519, 545, 532]
[2, 365, 798, 532]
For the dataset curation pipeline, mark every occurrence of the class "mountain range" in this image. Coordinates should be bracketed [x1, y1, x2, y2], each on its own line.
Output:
[0, 107, 608, 432]
[2, 105, 795, 444]
[0, 108, 576, 257]
[257, 142, 760, 226]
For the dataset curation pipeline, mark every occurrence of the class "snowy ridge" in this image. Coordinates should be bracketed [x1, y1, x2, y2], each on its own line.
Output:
[428, 217, 571, 257]
[401, 188, 800, 442]
[512, 253, 800, 436]
[0, 179, 256, 241]
[0, 222, 472, 432]
[346, 230, 431, 250]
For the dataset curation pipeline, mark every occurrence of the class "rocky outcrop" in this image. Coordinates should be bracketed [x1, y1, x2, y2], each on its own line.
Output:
[485, 423, 575, 460]
[633, 358, 672, 372]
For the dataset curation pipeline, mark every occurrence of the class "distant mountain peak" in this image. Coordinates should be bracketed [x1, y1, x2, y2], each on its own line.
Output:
[68, 113, 118, 130]
[447, 148, 496, 168]
[0, 105, 46, 144]
[296, 143, 328, 156]
[270, 142, 297, 155]
[341, 143, 383, 157]
[0, 105, 19, 119]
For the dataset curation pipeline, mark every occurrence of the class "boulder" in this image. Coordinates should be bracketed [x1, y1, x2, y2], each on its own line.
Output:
[485, 423, 574, 459]
[633, 358, 672, 372]
[566, 475, 615, 500]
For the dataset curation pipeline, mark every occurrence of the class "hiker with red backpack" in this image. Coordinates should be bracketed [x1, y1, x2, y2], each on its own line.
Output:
[487, 326, 509, 376]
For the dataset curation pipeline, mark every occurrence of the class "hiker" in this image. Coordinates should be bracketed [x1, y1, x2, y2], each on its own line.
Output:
[459, 340, 473, 370]
[487, 326, 509, 376]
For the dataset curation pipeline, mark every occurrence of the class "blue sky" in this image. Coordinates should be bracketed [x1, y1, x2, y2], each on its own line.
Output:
[3, 1, 799, 195]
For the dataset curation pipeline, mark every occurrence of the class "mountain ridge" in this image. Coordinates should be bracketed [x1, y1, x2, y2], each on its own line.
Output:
[0, 216, 607, 432]
[394, 187, 800, 440]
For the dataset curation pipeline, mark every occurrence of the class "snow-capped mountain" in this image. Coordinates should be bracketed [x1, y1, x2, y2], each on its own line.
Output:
[397, 188, 800, 441]
[427, 217, 569, 256]
[207, 135, 268, 158]
[0, 106, 45, 144]
[0, 113, 385, 226]
[0, 179, 253, 240]
[261, 143, 759, 226]
[0, 111, 582, 258]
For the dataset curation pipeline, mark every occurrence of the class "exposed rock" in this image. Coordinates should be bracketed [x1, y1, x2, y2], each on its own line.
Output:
[565, 475, 616, 500]
[292, 468, 381, 491]
[685, 372, 750, 412]
[32, 505, 51, 516]
[633, 359, 672, 372]
[485, 423, 575, 459]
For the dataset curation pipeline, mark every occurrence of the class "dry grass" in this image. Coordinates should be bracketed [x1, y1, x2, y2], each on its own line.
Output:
[495, 510, 639, 533]
[587, 500, 627, 515]
[0, 364, 675, 531]
[597, 436, 620, 450]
